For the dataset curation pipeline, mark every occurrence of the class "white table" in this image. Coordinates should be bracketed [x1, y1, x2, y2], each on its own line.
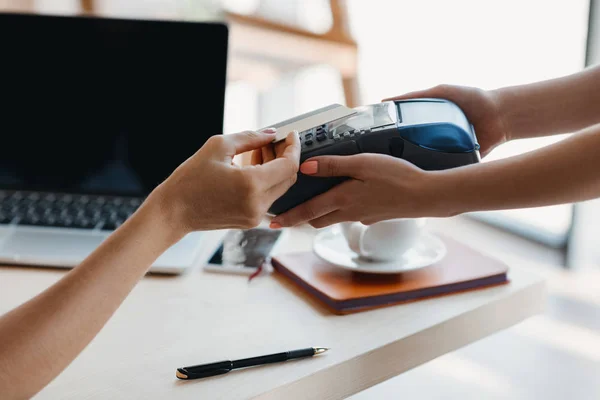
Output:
[0, 226, 545, 400]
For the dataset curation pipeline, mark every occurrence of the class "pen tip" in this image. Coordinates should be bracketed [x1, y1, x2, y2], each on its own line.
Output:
[313, 347, 329, 355]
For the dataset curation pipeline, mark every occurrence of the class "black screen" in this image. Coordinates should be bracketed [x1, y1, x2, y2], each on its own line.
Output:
[0, 13, 228, 196]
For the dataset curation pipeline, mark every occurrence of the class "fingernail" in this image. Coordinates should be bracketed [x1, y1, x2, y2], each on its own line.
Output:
[300, 160, 318, 175]
[263, 127, 276, 134]
[270, 222, 282, 229]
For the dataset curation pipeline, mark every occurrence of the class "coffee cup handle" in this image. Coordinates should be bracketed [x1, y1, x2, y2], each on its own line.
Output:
[346, 222, 369, 257]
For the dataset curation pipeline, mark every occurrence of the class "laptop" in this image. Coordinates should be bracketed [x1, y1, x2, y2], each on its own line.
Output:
[0, 12, 228, 274]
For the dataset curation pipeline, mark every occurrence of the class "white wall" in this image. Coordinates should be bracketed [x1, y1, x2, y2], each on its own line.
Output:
[567, 0, 600, 269]
[344, 0, 589, 243]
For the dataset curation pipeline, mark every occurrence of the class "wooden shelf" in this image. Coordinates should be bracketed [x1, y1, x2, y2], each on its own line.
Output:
[224, 1, 359, 106]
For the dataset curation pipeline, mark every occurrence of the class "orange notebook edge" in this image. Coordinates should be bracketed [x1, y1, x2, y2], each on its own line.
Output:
[271, 253, 510, 315]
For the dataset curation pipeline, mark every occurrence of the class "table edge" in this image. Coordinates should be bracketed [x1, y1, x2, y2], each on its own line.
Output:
[254, 277, 546, 400]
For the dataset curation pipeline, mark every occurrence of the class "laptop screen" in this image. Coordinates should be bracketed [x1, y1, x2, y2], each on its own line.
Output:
[0, 13, 228, 197]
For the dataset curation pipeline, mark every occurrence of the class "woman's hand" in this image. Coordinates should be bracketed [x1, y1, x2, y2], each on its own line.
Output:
[269, 153, 444, 229]
[150, 128, 300, 234]
[248, 131, 297, 166]
[0, 128, 299, 400]
[383, 84, 510, 157]
[272, 122, 600, 231]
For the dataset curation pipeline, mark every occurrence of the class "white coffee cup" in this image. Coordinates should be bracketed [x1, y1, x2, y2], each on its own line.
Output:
[340, 219, 426, 262]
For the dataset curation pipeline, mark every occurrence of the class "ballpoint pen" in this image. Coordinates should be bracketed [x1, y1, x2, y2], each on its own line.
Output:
[176, 346, 329, 380]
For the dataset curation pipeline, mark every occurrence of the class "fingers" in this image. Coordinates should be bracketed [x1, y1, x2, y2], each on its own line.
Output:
[278, 130, 300, 160]
[271, 195, 340, 228]
[298, 154, 367, 179]
[255, 131, 300, 186]
[262, 131, 301, 199]
[251, 148, 262, 165]
[261, 144, 275, 163]
[274, 138, 290, 158]
[264, 174, 296, 204]
[250, 143, 276, 166]
[218, 128, 277, 158]
[249, 131, 292, 166]
[308, 210, 346, 229]
[270, 183, 348, 227]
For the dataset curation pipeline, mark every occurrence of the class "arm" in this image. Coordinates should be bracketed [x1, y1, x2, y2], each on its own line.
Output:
[0, 199, 182, 400]
[437, 122, 600, 216]
[494, 64, 600, 140]
[270, 124, 600, 228]
[0, 129, 300, 400]
[384, 64, 600, 156]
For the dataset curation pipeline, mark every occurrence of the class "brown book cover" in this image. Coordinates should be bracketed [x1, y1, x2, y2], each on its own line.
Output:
[271, 234, 509, 314]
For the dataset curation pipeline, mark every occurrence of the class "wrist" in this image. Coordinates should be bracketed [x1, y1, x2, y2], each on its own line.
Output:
[423, 169, 471, 218]
[136, 186, 189, 244]
[489, 87, 515, 143]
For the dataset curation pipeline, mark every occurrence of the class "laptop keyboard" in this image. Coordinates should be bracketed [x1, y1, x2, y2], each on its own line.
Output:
[0, 191, 143, 230]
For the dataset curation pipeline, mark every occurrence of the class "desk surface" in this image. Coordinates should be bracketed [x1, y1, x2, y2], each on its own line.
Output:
[0, 226, 545, 400]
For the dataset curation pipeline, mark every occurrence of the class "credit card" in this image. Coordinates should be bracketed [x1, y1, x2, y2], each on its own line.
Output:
[259, 103, 357, 142]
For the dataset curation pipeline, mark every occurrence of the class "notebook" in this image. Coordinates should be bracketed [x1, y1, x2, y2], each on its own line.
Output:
[271, 235, 509, 314]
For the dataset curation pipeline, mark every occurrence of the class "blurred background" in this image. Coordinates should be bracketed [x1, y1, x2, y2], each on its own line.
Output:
[1, 0, 599, 398]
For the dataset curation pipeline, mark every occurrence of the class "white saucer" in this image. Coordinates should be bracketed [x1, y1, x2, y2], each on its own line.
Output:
[313, 226, 446, 274]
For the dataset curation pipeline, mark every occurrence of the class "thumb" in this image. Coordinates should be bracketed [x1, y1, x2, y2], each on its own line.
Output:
[299, 155, 365, 179]
[382, 84, 453, 102]
[224, 128, 277, 155]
